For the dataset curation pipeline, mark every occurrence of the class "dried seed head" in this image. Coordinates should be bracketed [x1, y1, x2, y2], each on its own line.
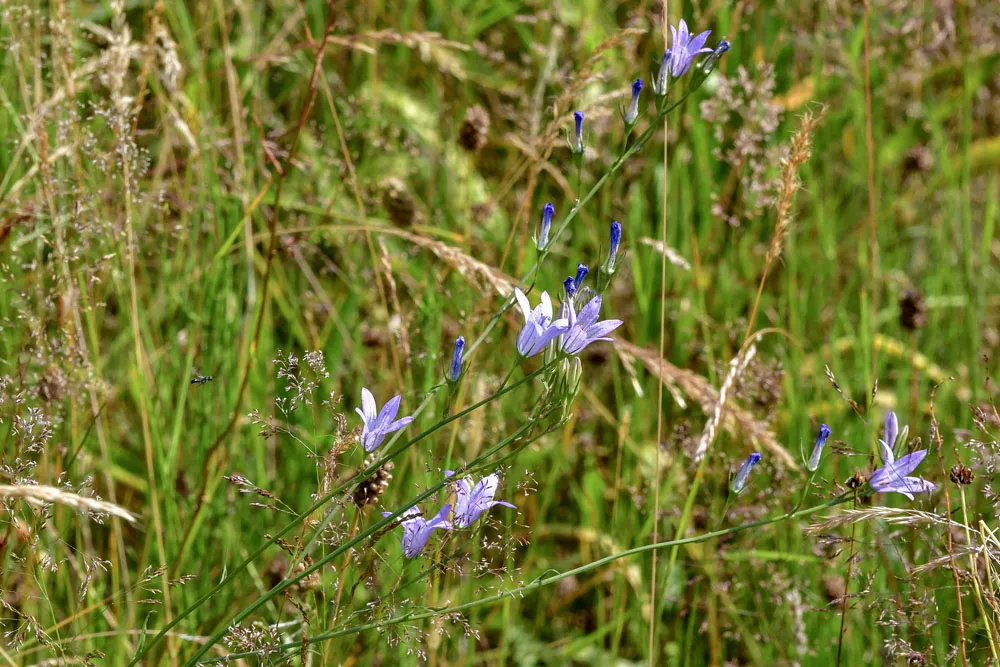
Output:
[846, 472, 866, 489]
[949, 465, 974, 486]
[899, 287, 928, 331]
[352, 455, 395, 507]
[381, 177, 417, 227]
[37, 366, 68, 403]
[458, 105, 490, 152]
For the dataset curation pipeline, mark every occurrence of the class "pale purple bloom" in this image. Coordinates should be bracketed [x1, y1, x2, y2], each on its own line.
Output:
[513, 288, 569, 358]
[807, 423, 832, 472]
[560, 294, 623, 355]
[355, 387, 415, 452]
[870, 412, 935, 500]
[731, 452, 761, 494]
[870, 450, 937, 500]
[445, 471, 516, 528]
[624, 79, 643, 124]
[448, 336, 465, 382]
[536, 202, 554, 250]
[604, 221, 622, 274]
[573, 111, 585, 154]
[668, 20, 713, 77]
[382, 504, 453, 558]
[574, 263, 589, 290]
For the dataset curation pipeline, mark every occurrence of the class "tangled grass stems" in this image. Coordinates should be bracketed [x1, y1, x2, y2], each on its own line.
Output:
[182, 413, 560, 665]
[198, 491, 857, 665]
[130, 363, 554, 663]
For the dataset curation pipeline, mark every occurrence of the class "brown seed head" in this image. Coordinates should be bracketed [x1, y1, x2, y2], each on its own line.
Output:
[846, 472, 866, 490]
[899, 287, 928, 331]
[381, 177, 417, 227]
[353, 455, 395, 507]
[458, 105, 490, 152]
[949, 465, 974, 486]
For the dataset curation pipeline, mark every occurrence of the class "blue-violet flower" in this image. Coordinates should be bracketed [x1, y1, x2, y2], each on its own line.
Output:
[356, 387, 415, 452]
[448, 336, 465, 382]
[731, 452, 761, 494]
[445, 472, 516, 528]
[807, 423, 831, 472]
[536, 202, 554, 250]
[573, 111, 585, 154]
[514, 288, 569, 358]
[870, 412, 936, 500]
[382, 504, 453, 558]
[624, 79, 643, 125]
[668, 19, 713, 77]
[560, 294, 623, 355]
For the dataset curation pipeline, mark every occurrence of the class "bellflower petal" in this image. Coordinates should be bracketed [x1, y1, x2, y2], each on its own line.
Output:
[356, 388, 415, 452]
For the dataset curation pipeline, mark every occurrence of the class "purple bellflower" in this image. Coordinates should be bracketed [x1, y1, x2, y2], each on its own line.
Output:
[731, 452, 761, 494]
[448, 336, 465, 382]
[653, 50, 672, 96]
[573, 111, 585, 154]
[667, 20, 713, 77]
[536, 202, 554, 250]
[870, 412, 936, 500]
[382, 504, 453, 558]
[356, 387, 415, 452]
[445, 472, 516, 528]
[560, 294, 623, 355]
[624, 79, 643, 125]
[807, 423, 832, 472]
[514, 288, 569, 358]
[574, 263, 589, 290]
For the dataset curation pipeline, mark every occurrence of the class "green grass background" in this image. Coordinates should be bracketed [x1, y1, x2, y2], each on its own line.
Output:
[0, 0, 998, 664]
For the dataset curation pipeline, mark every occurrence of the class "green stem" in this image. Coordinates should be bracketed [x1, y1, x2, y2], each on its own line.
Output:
[199, 491, 856, 665]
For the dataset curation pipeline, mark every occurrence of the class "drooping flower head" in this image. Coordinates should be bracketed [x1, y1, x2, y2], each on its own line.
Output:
[731, 452, 761, 494]
[356, 388, 415, 452]
[624, 78, 643, 125]
[572, 111, 585, 154]
[869, 412, 936, 500]
[560, 294, 623, 355]
[448, 336, 465, 382]
[604, 221, 622, 275]
[513, 288, 569, 358]
[445, 472, 516, 528]
[807, 423, 832, 472]
[574, 263, 589, 290]
[667, 19, 713, 77]
[536, 202, 554, 250]
[381, 504, 453, 558]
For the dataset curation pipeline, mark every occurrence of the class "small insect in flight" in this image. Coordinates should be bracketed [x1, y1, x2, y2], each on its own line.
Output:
[191, 369, 215, 385]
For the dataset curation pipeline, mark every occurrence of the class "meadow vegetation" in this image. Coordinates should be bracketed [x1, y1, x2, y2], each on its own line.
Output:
[0, 0, 999, 664]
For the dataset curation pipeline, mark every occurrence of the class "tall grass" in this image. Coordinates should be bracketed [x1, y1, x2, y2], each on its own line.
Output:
[0, 1, 998, 665]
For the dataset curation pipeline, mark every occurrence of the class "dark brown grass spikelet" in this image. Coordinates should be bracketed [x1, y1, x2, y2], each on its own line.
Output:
[37, 366, 68, 403]
[846, 472, 866, 489]
[353, 455, 394, 507]
[381, 177, 417, 227]
[458, 105, 490, 152]
[899, 287, 928, 331]
[949, 465, 974, 486]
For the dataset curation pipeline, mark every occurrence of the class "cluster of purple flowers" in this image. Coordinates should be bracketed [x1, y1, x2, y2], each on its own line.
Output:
[383, 473, 516, 558]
